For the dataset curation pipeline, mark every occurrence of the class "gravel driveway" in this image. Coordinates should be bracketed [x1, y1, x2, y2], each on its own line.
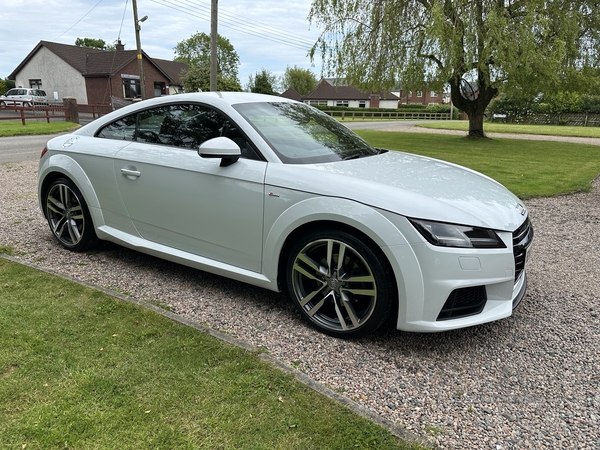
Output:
[1, 153, 599, 449]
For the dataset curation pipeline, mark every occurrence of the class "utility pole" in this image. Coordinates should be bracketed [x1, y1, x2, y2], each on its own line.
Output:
[210, 0, 218, 91]
[132, 0, 147, 99]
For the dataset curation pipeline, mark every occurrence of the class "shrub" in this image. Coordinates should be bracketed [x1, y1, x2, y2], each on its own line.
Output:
[582, 95, 600, 114]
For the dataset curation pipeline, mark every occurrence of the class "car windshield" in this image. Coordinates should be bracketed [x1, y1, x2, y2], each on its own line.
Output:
[233, 101, 378, 164]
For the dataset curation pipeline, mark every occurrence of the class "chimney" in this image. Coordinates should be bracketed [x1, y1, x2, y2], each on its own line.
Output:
[116, 40, 125, 51]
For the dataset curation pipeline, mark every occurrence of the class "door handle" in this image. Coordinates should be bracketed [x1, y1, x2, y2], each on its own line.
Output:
[121, 167, 141, 178]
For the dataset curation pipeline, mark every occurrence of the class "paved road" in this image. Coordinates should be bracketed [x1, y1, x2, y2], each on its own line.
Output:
[0, 134, 54, 164]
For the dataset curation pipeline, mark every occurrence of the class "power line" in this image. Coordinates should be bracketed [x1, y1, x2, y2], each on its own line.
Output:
[177, 0, 317, 47]
[54, 0, 105, 41]
[151, 0, 316, 51]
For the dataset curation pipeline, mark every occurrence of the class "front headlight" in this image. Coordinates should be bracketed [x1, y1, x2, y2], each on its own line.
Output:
[409, 218, 506, 249]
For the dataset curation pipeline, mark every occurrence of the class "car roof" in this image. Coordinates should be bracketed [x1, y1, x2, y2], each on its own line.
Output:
[138, 91, 294, 108]
[74, 92, 299, 137]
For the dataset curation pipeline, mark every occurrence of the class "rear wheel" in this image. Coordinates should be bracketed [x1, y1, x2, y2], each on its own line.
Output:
[286, 229, 394, 338]
[45, 178, 97, 252]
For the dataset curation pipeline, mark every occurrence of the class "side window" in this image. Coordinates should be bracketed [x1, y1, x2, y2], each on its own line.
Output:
[153, 104, 223, 148]
[97, 113, 137, 141]
[96, 103, 262, 160]
[137, 104, 235, 150]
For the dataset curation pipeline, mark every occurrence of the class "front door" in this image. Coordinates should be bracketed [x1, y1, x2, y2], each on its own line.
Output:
[112, 103, 267, 273]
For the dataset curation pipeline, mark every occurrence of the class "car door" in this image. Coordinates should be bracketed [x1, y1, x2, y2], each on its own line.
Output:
[112, 103, 267, 273]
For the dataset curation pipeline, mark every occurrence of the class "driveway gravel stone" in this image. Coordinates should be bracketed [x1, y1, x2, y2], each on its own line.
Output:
[1, 150, 599, 449]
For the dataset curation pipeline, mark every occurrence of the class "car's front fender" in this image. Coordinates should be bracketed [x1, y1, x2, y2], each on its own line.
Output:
[262, 192, 425, 321]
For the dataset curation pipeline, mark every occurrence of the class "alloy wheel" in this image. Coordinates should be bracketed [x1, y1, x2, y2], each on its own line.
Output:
[290, 238, 378, 334]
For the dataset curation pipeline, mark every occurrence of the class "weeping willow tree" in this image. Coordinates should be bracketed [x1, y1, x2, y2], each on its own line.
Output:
[309, 0, 599, 137]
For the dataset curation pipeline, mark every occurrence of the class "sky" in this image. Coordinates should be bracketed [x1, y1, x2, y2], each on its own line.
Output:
[0, 0, 324, 90]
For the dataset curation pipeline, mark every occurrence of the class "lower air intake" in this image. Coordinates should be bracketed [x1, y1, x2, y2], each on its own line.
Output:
[437, 286, 487, 321]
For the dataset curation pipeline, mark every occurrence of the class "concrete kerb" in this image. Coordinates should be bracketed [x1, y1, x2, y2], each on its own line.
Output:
[0, 253, 435, 449]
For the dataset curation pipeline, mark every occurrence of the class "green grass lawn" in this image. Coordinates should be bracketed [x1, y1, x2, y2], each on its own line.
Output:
[417, 121, 600, 138]
[356, 130, 600, 198]
[0, 121, 79, 137]
[0, 258, 424, 450]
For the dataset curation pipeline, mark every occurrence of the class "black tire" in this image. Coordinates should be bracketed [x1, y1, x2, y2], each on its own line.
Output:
[286, 229, 395, 338]
[44, 178, 98, 252]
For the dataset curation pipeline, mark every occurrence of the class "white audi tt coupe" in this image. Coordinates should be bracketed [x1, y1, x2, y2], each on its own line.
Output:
[38, 92, 533, 338]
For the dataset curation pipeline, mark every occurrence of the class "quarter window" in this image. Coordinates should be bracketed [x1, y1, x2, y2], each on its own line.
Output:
[97, 114, 137, 141]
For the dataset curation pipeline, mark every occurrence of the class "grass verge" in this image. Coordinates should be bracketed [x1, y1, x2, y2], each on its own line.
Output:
[416, 121, 600, 138]
[0, 258, 424, 450]
[0, 121, 80, 137]
[356, 130, 600, 198]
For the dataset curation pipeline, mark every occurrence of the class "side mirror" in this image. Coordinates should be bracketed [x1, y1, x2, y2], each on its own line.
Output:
[198, 137, 241, 167]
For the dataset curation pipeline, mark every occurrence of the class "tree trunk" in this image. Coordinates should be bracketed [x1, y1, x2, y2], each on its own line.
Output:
[467, 109, 486, 138]
[449, 75, 497, 138]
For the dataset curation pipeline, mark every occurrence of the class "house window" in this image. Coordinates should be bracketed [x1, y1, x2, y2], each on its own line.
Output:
[154, 82, 166, 97]
[431, 91, 438, 97]
[416, 91, 423, 98]
[29, 79, 42, 89]
[123, 78, 141, 99]
[359, 101, 366, 108]
[336, 100, 349, 107]
[308, 100, 327, 106]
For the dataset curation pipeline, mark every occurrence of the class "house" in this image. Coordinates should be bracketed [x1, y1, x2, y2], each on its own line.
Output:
[279, 88, 302, 102]
[296, 78, 400, 109]
[8, 40, 188, 106]
[393, 88, 451, 105]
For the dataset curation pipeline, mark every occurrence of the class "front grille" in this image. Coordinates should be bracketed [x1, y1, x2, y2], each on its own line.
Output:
[513, 217, 534, 283]
[437, 286, 487, 321]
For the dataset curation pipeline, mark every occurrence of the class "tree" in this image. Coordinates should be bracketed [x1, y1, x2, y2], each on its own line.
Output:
[309, 0, 600, 137]
[174, 32, 240, 84]
[1, 78, 15, 94]
[247, 69, 278, 94]
[280, 66, 318, 95]
[180, 65, 242, 93]
[75, 37, 115, 51]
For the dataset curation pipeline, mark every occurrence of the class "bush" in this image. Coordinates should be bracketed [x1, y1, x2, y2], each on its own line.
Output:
[487, 95, 539, 122]
[540, 92, 583, 114]
[582, 95, 600, 114]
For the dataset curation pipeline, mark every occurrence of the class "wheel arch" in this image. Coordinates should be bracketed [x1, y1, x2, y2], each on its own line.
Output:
[264, 197, 423, 326]
[38, 155, 104, 228]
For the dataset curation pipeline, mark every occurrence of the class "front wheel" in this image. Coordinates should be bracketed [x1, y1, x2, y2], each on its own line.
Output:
[286, 229, 395, 338]
[44, 178, 97, 252]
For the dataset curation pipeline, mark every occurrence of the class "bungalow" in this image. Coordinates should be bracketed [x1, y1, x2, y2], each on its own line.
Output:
[298, 79, 400, 109]
[8, 40, 188, 106]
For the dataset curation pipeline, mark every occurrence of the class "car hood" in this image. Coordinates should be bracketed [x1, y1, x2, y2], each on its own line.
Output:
[265, 150, 527, 231]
